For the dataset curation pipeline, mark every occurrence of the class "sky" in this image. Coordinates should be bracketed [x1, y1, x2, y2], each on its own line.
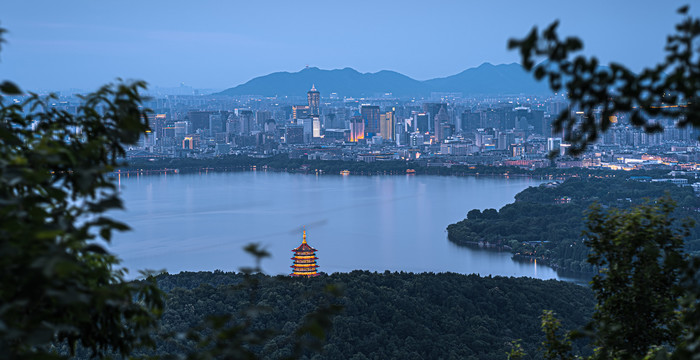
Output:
[2, 1, 699, 91]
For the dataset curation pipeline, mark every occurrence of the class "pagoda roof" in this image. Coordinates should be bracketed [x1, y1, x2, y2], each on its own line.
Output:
[292, 242, 317, 252]
[292, 229, 318, 252]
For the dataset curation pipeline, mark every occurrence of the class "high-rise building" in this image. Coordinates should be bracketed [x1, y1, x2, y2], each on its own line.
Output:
[311, 115, 321, 139]
[255, 110, 271, 129]
[297, 117, 312, 143]
[380, 110, 395, 141]
[413, 112, 430, 133]
[187, 111, 214, 132]
[285, 125, 304, 144]
[226, 114, 239, 135]
[361, 105, 380, 136]
[148, 113, 167, 141]
[209, 114, 223, 137]
[264, 119, 277, 134]
[461, 110, 481, 131]
[290, 229, 319, 277]
[423, 103, 447, 131]
[349, 111, 365, 142]
[395, 119, 408, 146]
[434, 107, 449, 142]
[174, 121, 189, 139]
[307, 85, 320, 116]
[238, 110, 254, 135]
[531, 110, 545, 135]
[292, 105, 310, 121]
[547, 137, 562, 153]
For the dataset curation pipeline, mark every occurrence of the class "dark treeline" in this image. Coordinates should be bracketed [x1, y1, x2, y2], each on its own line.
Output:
[123, 154, 673, 179]
[447, 177, 700, 274]
[129, 271, 594, 360]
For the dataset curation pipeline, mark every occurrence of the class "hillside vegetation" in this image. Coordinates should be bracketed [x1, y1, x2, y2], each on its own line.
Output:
[127, 271, 595, 359]
[447, 177, 700, 273]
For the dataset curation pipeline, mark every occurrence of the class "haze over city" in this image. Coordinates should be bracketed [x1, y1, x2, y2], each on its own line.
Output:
[4, 0, 699, 91]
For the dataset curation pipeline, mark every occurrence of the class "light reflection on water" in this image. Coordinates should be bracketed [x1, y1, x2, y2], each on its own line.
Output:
[110, 171, 589, 284]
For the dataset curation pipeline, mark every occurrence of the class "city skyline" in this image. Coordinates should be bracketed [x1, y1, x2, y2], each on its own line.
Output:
[3, 1, 699, 91]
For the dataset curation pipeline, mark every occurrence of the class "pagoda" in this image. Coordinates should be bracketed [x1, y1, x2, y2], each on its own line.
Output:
[290, 229, 319, 277]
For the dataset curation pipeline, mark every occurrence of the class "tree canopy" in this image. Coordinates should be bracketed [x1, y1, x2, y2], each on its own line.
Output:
[509, 6, 700, 155]
[509, 5, 700, 359]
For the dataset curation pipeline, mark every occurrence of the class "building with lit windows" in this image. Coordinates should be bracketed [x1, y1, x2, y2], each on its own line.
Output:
[361, 105, 380, 137]
[307, 85, 320, 116]
[380, 110, 395, 141]
[349, 111, 365, 142]
[292, 105, 310, 121]
[290, 229, 319, 277]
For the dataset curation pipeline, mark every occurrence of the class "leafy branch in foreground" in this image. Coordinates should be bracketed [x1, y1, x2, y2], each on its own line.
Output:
[509, 6, 700, 155]
[537, 197, 699, 360]
[0, 23, 341, 358]
[0, 75, 165, 358]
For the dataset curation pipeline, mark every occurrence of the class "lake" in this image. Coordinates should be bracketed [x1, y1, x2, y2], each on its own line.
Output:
[110, 171, 586, 283]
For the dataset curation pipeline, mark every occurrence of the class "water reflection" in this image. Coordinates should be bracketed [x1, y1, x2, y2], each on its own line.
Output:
[110, 172, 585, 284]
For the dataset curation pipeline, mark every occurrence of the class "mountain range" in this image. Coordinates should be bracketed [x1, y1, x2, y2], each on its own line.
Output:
[216, 63, 551, 98]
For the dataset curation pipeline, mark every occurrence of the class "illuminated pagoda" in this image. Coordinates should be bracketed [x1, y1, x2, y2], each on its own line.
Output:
[290, 229, 319, 277]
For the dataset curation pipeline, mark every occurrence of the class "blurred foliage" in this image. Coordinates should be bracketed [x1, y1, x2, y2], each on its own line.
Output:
[0, 27, 341, 359]
[510, 6, 700, 359]
[509, 6, 700, 155]
[0, 72, 164, 358]
[584, 198, 688, 358]
[538, 198, 699, 360]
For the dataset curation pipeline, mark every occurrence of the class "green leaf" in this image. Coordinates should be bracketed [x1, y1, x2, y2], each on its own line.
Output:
[0, 81, 21, 95]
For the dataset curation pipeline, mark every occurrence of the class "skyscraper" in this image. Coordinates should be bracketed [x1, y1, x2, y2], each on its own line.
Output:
[423, 103, 447, 130]
[307, 85, 320, 116]
[209, 114, 223, 137]
[434, 106, 449, 142]
[413, 112, 430, 133]
[311, 115, 321, 139]
[292, 105, 310, 121]
[380, 110, 395, 141]
[349, 111, 365, 142]
[361, 105, 380, 137]
[238, 110, 254, 135]
[285, 125, 304, 144]
[187, 111, 214, 132]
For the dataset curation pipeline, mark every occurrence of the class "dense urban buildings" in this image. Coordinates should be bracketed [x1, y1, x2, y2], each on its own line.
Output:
[28, 84, 700, 172]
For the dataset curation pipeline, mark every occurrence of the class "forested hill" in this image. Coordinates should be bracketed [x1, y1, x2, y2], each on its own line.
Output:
[141, 271, 594, 359]
[447, 177, 700, 274]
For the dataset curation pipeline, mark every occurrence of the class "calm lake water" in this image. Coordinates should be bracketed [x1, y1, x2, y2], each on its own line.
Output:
[110, 171, 586, 283]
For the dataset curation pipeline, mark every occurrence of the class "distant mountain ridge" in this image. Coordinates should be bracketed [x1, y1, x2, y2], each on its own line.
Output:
[216, 63, 551, 97]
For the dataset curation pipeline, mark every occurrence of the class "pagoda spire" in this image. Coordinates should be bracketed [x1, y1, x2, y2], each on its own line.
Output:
[302, 227, 307, 244]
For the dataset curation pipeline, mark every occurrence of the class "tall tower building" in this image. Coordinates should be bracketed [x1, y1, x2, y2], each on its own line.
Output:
[361, 105, 380, 137]
[434, 106, 450, 142]
[380, 109, 395, 141]
[349, 111, 365, 142]
[307, 85, 320, 116]
[290, 229, 319, 277]
[238, 110, 254, 135]
[413, 112, 430, 133]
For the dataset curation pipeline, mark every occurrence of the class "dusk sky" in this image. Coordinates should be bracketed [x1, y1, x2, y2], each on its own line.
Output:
[3, 1, 698, 91]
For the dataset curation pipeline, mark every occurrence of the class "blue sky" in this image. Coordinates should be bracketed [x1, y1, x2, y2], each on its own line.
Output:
[2, 1, 698, 91]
